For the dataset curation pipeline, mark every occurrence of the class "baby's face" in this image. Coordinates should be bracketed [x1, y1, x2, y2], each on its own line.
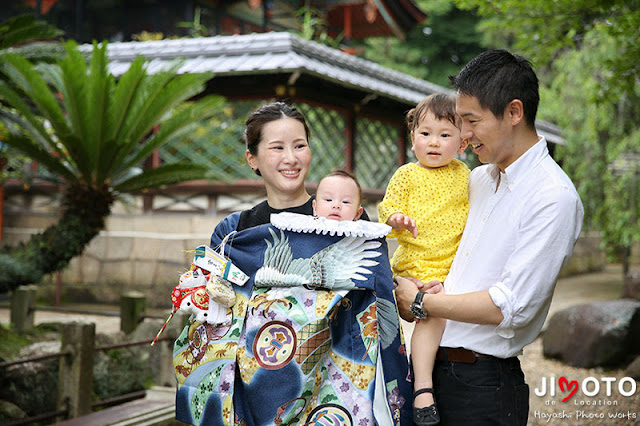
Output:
[412, 110, 467, 169]
[313, 175, 363, 221]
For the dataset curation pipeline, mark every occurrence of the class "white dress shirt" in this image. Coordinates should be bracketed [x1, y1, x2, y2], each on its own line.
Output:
[440, 137, 584, 358]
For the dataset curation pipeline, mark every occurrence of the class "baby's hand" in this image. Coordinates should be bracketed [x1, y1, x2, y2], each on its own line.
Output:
[387, 213, 418, 238]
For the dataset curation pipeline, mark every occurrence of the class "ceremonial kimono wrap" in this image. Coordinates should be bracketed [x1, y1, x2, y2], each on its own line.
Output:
[174, 213, 412, 425]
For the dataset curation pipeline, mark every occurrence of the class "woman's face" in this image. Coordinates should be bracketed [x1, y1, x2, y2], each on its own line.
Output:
[246, 117, 311, 206]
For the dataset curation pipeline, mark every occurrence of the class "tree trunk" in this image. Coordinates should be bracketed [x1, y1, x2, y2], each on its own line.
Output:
[0, 185, 113, 293]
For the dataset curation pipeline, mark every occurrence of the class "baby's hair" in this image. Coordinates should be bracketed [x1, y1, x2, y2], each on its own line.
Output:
[320, 169, 362, 204]
[406, 93, 460, 133]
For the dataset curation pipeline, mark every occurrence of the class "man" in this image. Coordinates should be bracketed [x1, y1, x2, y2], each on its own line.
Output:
[394, 49, 584, 425]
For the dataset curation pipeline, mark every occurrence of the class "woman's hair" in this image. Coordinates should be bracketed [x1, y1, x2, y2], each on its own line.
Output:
[449, 49, 539, 128]
[244, 101, 311, 155]
[406, 93, 460, 133]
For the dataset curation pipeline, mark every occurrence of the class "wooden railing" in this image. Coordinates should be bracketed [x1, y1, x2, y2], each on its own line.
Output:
[2, 288, 176, 425]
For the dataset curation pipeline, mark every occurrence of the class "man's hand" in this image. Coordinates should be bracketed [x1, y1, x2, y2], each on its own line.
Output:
[394, 276, 443, 322]
[387, 213, 418, 239]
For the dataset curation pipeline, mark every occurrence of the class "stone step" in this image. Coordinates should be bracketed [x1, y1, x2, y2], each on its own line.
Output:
[56, 386, 181, 426]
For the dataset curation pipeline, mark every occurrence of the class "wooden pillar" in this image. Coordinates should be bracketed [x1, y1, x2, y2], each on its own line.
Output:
[345, 107, 356, 172]
[121, 291, 146, 333]
[58, 321, 95, 419]
[10, 285, 37, 333]
[398, 121, 407, 166]
[344, 5, 352, 41]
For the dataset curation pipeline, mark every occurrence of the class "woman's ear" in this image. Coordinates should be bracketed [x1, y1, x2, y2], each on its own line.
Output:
[246, 150, 261, 176]
[246, 150, 257, 171]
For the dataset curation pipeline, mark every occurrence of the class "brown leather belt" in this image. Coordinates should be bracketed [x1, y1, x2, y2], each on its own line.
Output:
[436, 347, 493, 363]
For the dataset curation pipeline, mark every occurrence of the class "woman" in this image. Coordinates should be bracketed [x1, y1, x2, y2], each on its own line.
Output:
[173, 102, 412, 425]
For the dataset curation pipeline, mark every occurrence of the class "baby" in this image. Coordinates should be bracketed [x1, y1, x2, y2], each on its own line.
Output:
[313, 169, 364, 222]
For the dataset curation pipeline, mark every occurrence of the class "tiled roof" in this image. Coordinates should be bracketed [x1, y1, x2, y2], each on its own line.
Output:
[86, 32, 563, 144]
[89, 32, 450, 105]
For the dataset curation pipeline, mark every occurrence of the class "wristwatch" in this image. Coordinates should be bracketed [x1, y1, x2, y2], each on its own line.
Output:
[410, 291, 428, 319]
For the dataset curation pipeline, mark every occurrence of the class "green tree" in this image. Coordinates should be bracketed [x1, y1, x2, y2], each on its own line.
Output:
[541, 28, 640, 275]
[453, 0, 640, 274]
[362, 0, 484, 87]
[454, 0, 639, 96]
[0, 40, 223, 292]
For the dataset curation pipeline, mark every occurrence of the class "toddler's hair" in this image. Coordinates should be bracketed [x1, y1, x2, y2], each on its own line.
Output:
[406, 93, 460, 133]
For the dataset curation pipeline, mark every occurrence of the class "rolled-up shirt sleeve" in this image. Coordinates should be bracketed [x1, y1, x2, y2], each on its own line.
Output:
[489, 185, 583, 339]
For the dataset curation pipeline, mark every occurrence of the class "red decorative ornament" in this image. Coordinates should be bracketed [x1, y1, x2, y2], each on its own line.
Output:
[23, 0, 59, 14]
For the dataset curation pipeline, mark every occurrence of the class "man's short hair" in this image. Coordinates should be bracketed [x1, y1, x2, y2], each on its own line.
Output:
[449, 49, 539, 128]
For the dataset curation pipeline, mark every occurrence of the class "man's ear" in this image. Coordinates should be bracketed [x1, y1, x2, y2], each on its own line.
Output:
[506, 99, 524, 126]
[354, 206, 364, 221]
[458, 138, 469, 154]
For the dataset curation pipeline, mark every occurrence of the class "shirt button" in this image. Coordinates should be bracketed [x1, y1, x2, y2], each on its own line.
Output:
[465, 252, 470, 256]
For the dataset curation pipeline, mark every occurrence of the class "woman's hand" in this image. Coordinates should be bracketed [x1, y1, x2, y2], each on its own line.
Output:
[394, 276, 443, 322]
[387, 213, 418, 238]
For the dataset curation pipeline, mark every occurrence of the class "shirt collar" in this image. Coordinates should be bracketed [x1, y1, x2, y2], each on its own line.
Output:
[485, 136, 549, 191]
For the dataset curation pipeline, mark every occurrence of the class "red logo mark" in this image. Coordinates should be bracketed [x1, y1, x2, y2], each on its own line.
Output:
[558, 376, 578, 402]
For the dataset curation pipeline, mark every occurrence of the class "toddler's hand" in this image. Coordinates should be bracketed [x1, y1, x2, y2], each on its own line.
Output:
[387, 213, 418, 238]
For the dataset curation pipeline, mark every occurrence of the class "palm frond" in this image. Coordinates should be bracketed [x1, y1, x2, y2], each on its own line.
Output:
[111, 95, 224, 176]
[0, 52, 72, 140]
[84, 42, 113, 180]
[115, 66, 180, 145]
[0, 80, 56, 147]
[56, 42, 91, 169]
[0, 14, 62, 51]
[0, 114, 75, 181]
[113, 163, 210, 193]
[105, 56, 145, 143]
[118, 69, 213, 150]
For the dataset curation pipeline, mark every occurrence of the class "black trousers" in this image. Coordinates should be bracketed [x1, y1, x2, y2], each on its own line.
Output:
[433, 356, 529, 425]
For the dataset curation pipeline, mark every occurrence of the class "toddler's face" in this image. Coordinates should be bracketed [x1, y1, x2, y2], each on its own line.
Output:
[313, 175, 363, 221]
[412, 110, 468, 169]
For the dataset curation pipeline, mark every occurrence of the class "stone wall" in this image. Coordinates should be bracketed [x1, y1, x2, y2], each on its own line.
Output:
[3, 211, 225, 307]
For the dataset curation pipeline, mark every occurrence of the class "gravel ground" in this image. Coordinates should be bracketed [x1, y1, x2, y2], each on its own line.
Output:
[522, 337, 639, 425]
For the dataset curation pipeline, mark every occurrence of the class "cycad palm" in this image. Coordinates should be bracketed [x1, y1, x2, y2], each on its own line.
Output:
[0, 40, 222, 292]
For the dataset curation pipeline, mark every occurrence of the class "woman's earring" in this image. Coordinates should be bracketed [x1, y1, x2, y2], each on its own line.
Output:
[254, 168, 261, 176]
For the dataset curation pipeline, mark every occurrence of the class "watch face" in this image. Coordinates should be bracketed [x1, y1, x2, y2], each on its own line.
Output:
[411, 302, 427, 319]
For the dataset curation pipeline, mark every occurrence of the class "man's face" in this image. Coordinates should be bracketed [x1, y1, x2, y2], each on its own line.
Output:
[456, 94, 517, 171]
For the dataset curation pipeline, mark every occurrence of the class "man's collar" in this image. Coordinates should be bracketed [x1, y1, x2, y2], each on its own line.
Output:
[485, 136, 549, 191]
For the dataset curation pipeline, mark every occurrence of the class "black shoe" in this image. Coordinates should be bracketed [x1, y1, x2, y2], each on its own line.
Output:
[413, 388, 440, 426]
